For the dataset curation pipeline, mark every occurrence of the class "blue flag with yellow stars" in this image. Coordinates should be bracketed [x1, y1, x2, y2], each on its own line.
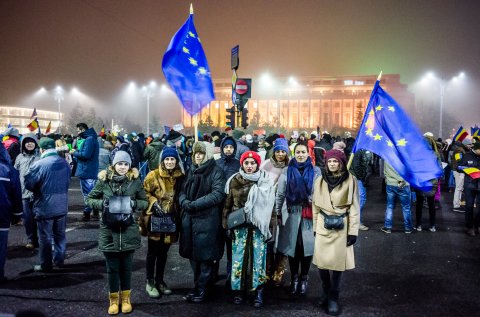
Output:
[352, 80, 442, 191]
[162, 8, 215, 116]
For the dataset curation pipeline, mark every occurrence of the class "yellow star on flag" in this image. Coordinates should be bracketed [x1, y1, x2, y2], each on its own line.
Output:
[369, 110, 375, 115]
[374, 133, 383, 140]
[386, 140, 394, 147]
[375, 105, 383, 111]
[388, 106, 395, 112]
[397, 138, 407, 146]
[198, 67, 207, 75]
[188, 31, 196, 38]
[188, 57, 198, 66]
[182, 47, 190, 54]
[366, 128, 373, 136]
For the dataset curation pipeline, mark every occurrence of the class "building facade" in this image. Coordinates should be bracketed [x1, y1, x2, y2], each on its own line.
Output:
[0, 106, 62, 134]
[182, 74, 414, 133]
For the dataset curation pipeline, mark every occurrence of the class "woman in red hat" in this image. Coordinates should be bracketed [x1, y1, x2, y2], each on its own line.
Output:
[223, 151, 275, 308]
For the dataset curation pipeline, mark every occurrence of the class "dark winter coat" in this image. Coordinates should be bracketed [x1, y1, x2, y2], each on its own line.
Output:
[179, 158, 226, 261]
[86, 167, 148, 252]
[73, 128, 99, 179]
[129, 140, 143, 168]
[25, 150, 71, 220]
[0, 142, 22, 230]
[143, 139, 165, 171]
[216, 136, 240, 180]
[459, 150, 480, 190]
[349, 149, 372, 182]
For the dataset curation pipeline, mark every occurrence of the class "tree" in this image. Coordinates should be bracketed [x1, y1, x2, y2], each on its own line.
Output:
[353, 101, 364, 130]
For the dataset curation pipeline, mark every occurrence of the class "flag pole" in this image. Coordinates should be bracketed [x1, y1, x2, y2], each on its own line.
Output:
[194, 114, 199, 142]
[347, 70, 383, 170]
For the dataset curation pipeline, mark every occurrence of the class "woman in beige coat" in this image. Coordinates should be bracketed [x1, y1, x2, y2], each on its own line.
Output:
[312, 149, 359, 316]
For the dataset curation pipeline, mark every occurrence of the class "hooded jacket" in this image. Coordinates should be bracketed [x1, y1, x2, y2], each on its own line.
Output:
[216, 136, 241, 180]
[14, 134, 40, 199]
[143, 138, 165, 170]
[73, 127, 99, 179]
[0, 142, 22, 230]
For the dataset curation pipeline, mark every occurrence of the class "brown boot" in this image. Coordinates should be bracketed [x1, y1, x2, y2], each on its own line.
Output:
[272, 254, 288, 286]
[120, 290, 132, 314]
[108, 292, 119, 315]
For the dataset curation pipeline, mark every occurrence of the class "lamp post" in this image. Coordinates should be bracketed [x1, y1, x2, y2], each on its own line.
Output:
[142, 81, 157, 136]
[54, 86, 64, 128]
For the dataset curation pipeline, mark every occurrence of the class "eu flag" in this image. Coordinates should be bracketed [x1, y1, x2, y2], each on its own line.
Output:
[352, 80, 443, 191]
[162, 8, 215, 116]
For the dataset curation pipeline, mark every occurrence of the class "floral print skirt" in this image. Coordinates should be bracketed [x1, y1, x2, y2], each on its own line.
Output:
[231, 227, 268, 291]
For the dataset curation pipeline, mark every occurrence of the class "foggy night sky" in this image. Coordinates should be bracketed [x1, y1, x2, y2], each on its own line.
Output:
[1, 0, 479, 125]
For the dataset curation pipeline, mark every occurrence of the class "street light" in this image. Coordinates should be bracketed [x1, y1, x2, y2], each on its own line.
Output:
[142, 81, 157, 135]
[54, 86, 64, 127]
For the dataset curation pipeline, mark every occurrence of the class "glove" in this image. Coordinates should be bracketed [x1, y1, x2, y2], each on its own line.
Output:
[184, 201, 196, 213]
[152, 201, 162, 214]
[346, 235, 357, 246]
[130, 199, 137, 210]
[103, 198, 109, 207]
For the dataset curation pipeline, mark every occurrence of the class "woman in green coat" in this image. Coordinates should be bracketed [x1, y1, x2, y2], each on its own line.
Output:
[86, 151, 148, 315]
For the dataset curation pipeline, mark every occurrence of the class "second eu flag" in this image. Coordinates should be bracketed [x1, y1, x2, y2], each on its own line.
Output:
[352, 80, 443, 191]
[162, 9, 215, 116]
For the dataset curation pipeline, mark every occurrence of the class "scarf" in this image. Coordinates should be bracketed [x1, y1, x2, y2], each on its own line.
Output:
[225, 169, 275, 241]
[322, 169, 349, 192]
[270, 154, 287, 168]
[286, 157, 314, 207]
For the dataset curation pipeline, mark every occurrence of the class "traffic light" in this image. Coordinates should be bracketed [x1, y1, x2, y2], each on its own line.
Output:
[226, 106, 236, 129]
[241, 108, 249, 129]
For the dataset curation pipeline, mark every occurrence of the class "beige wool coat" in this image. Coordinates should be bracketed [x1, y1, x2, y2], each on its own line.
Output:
[312, 173, 360, 271]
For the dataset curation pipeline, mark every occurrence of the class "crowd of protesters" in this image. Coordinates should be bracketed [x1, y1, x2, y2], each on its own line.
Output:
[1, 123, 480, 315]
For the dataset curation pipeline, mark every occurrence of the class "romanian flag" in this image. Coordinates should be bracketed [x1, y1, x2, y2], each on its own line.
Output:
[459, 166, 480, 179]
[27, 118, 39, 132]
[46, 121, 52, 134]
[30, 107, 37, 119]
[453, 126, 468, 142]
[471, 125, 479, 138]
[99, 125, 105, 137]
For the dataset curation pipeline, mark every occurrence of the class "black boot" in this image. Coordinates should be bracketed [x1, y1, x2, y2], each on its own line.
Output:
[289, 275, 299, 297]
[190, 288, 206, 303]
[319, 286, 329, 306]
[327, 290, 340, 316]
[253, 286, 264, 308]
[299, 275, 309, 296]
[232, 291, 244, 305]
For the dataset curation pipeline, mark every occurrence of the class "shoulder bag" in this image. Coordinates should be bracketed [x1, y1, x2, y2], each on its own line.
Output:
[150, 203, 176, 233]
[227, 208, 247, 230]
[319, 210, 348, 230]
[102, 182, 134, 231]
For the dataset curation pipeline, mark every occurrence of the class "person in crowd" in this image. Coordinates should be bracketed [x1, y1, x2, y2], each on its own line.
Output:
[179, 141, 226, 303]
[2, 127, 21, 164]
[260, 138, 290, 287]
[127, 133, 142, 169]
[140, 147, 184, 298]
[319, 131, 333, 152]
[245, 134, 258, 152]
[110, 135, 133, 163]
[264, 134, 279, 161]
[312, 149, 359, 315]
[451, 139, 472, 212]
[381, 162, 414, 234]
[276, 142, 321, 297]
[0, 142, 22, 283]
[70, 123, 99, 221]
[143, 134, 165, 171]
[289, 136, 298, 156]
[231, 130, 249, 160]
[98, 138, 111, 174]
[14, 133, 40, 249]
[223, 151, 275, 308]
[343, 131, 356, 158]
[332, 141, 346, 152]
[215, 135, 241, 287]
[459, 142, 480, 236]
[86, 151, 148, 314]
[349, 149, 372, 231]
[415, 134, 442, 232]
[25, 137, 71, 272]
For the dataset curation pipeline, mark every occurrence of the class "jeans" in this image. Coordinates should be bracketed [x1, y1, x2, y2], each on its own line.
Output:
[464, 189, 480, 229]
[453, 171, 464, 208]
[80, 178, 96, 214]
[357, 180, 367, 223]
[384, 185, 413, 231]
[37, 215, 67, 269]
[22, 199, 37, 245]
[0, 231, 8, 279]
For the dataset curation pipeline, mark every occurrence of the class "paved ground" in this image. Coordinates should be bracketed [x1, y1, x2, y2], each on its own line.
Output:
[1, 175, 479, 317]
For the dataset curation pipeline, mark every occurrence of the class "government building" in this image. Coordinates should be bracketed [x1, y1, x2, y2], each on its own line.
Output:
[181, 74, 414, 133]
[0, 106, 62, 134]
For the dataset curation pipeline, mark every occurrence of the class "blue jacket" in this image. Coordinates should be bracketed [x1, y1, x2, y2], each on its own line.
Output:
[73, 128, 99, 179]
[25, 150, 71, 219]
[216, 136, 240, 180]
[0, 142, 22, 230]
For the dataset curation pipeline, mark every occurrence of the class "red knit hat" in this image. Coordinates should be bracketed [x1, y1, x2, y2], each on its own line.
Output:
[324, 149, 347, 166]
[225, 127, 232, 132]
[240, 151, 261, 166]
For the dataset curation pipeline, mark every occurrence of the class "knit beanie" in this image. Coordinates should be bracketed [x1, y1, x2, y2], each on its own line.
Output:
[462, 138, 473, 146]
[39, 137, 55, 150]
[232, 129, 245, 140]
[112, 150, 132, 166]
[167, 130, 183, 144]
[333, 141, 346, 151]
[273, 138, 289, 153]
[222, 138, 235, 148]
[324, 149, 347, 167]
[240, 151, 261, 166]
[160, 146, 179, 162]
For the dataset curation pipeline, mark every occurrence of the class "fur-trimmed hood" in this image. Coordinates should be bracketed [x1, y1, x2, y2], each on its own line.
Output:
[98, 166, 140, 181]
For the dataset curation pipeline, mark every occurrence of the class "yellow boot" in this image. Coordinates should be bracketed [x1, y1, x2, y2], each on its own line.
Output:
[120, 290, 132, 314]
[108, 292, 119, 315]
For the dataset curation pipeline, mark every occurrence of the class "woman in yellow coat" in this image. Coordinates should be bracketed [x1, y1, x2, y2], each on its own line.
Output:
[312, 149, 359, 316]
[139, 147, 184, 298]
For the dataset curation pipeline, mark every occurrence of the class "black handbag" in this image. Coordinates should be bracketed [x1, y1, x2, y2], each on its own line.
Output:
[227, 208, 247, 230]
[150, 203, 176, 233]
[102, 195, 134, 231]
[320, 210, 348, 230]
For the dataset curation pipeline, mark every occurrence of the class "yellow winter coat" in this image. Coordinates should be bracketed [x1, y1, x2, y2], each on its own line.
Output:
[139, 164, 184, 244]
[312, 173, 360, 271]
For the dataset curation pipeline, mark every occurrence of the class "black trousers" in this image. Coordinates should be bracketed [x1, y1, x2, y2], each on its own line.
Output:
[319, 269, 342, 297]
[146, 239, 171, 284]
[415, 192, 436, 227]
[104, 251, 134, 292]
[465, 189, 480, 229]
[189, 260, 213, 291]
[288, 224, 312, 277]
